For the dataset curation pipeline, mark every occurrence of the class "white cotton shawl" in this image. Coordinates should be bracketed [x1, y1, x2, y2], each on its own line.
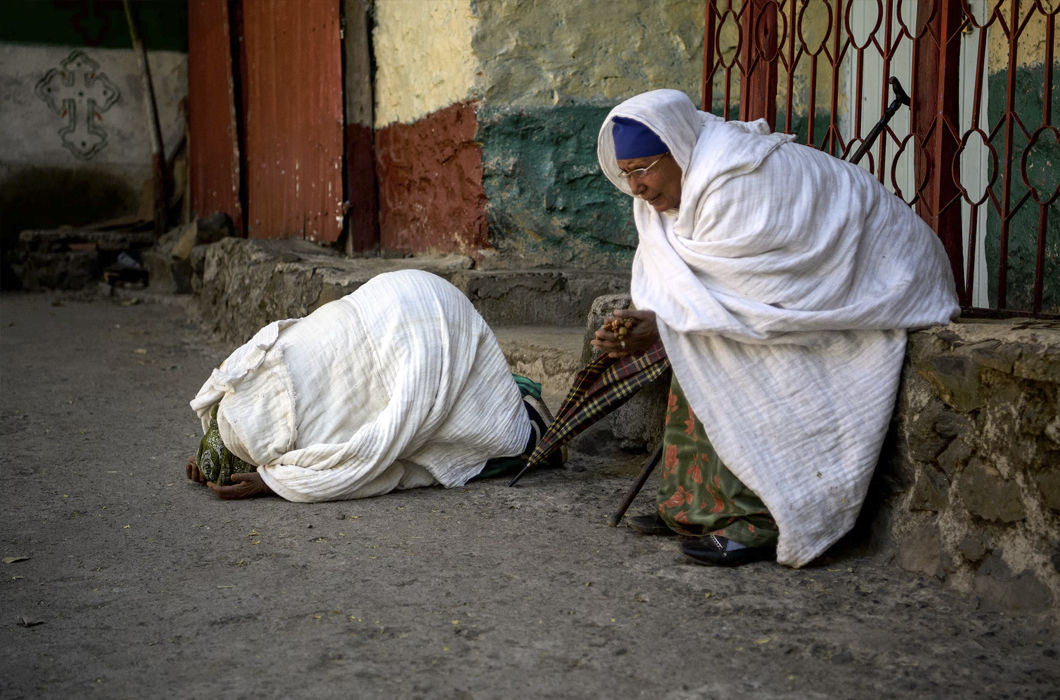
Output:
[189, 269, 531, 502]
[599, 89, 959, 567]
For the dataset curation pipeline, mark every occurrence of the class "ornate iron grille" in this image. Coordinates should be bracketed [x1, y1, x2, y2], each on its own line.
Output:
[702, 0, 1058, 317]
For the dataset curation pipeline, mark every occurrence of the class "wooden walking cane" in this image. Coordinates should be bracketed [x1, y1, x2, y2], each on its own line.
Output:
[123, 0, 168, 237]
[607, 443, 663, 527]
[606, 80, 910, 527]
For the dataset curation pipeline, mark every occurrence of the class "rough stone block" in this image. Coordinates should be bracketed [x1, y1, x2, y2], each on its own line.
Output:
[936, 436, 973, 477]
[894, 522, 947, 579]
[141, 248, 192, 294]
[967, 339, 1016, 374]
[956, 457, 1026, 523]
[189, 242, 207, 292]
[1046, 417, 1060, 446]
[1035, 468, 1060, 512]
[973, 551, 1052, 612]
[908, 466, 950, 512]
[169, 221, 199, 260]
[920, 353, 986, 412]
[1014, 345, 1060, 384]
[958, 532, 989, 563]
[1016, 391, 1056, 438]
[933, 410, 972, 439]
[15, 249, 98, 290]
[904, 398, 952, 463]
[449, 269, 628, 326]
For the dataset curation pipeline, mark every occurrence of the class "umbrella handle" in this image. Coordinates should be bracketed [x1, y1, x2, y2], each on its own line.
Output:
[607, 443, 663, 527]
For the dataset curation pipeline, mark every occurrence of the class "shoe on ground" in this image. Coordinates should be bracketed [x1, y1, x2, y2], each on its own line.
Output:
[627, 513, 677, 536]
[680, 534, 776, 567]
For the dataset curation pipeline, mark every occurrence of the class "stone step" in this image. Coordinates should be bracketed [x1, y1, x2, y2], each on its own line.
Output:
[193, 237, 631, 345]
[493, 324, 586, 411]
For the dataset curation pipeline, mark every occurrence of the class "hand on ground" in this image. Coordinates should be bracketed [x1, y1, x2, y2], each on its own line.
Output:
[591, 308, 659, 358]
[207, 471, 273, 499]
[186, 456, 207, 485]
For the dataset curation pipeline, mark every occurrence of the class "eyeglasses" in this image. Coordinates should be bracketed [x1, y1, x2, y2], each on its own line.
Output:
[618, 154, 668, 180]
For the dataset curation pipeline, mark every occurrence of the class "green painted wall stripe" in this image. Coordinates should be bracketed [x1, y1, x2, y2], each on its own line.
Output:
[479, 104, 637, 270]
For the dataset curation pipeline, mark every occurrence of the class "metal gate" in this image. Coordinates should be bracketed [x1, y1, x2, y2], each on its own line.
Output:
[704, 0, 1058, 316]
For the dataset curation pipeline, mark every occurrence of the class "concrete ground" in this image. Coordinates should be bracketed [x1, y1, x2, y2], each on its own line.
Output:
[1, 289, 1057, 699]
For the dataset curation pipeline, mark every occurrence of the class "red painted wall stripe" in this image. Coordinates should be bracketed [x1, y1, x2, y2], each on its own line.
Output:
[375, 101, 487, 255]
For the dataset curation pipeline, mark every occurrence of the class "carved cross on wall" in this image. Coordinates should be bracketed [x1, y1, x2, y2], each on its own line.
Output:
[35, 50, 121, 160]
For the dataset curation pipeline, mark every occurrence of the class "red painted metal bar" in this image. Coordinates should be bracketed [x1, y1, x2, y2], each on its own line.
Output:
[935, 1, 965, 304]
[781, 0, 796, 134]
[722, 2, 736, 116]
[823, 0, 842, 155]
[1031, 8, 1057, 314]
[913, 0, 964, 303]
[845, 1, 866, 163]
[702, 0, 715, 111]
[996, 0, 1021, 310]
[739, 0, 778, 125]
[875, 0, 896, 180]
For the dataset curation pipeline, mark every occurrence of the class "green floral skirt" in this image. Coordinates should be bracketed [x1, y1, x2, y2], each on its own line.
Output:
[656, 377, 778, 547]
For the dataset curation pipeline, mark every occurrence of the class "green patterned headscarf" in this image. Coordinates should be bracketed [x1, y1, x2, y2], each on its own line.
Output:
[196, 404, 257, 486]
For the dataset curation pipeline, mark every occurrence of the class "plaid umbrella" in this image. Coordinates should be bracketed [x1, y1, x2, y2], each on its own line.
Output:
[507, 341, 671, 486]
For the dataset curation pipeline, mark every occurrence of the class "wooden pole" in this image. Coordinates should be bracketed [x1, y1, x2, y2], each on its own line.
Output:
[123, 0, 168, 236]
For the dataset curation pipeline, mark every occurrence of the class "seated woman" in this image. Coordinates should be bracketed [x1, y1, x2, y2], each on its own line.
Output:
[185, 269, 552, 501]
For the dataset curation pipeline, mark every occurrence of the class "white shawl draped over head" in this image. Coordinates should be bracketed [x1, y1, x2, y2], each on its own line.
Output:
[190, 269, 531, 502]
[598, 89, 959, 566]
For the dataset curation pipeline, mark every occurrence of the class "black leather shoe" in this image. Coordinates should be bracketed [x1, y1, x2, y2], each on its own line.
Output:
[627, 513, 677, 536]
[680, 534, 776, 566]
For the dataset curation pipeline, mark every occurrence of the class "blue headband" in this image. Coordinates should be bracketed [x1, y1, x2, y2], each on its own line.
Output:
[612, 116, 668, 160]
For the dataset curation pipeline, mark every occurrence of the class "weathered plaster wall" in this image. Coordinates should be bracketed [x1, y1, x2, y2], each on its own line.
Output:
[477, 103, 637, 268]
[375, 101, 488, 255]
[0, 44, 186, 203]
[472, 0, 704, 107]
[371, 0, 484, 256]
[0, 45, 186, 172]
[472, 0, 704, 269]
[370, 0, 704, 265]
[0, 0, 187, 286]
[372, 0, 476, 127]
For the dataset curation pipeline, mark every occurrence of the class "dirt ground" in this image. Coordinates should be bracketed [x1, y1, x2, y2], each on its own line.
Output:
[1, 290, 1056, 699]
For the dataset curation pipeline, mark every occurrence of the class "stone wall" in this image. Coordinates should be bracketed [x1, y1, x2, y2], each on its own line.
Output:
[875, 320, 1060, 613]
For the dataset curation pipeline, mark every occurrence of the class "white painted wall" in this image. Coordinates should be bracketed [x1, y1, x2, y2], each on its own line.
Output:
[0, 43, 186, 186]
